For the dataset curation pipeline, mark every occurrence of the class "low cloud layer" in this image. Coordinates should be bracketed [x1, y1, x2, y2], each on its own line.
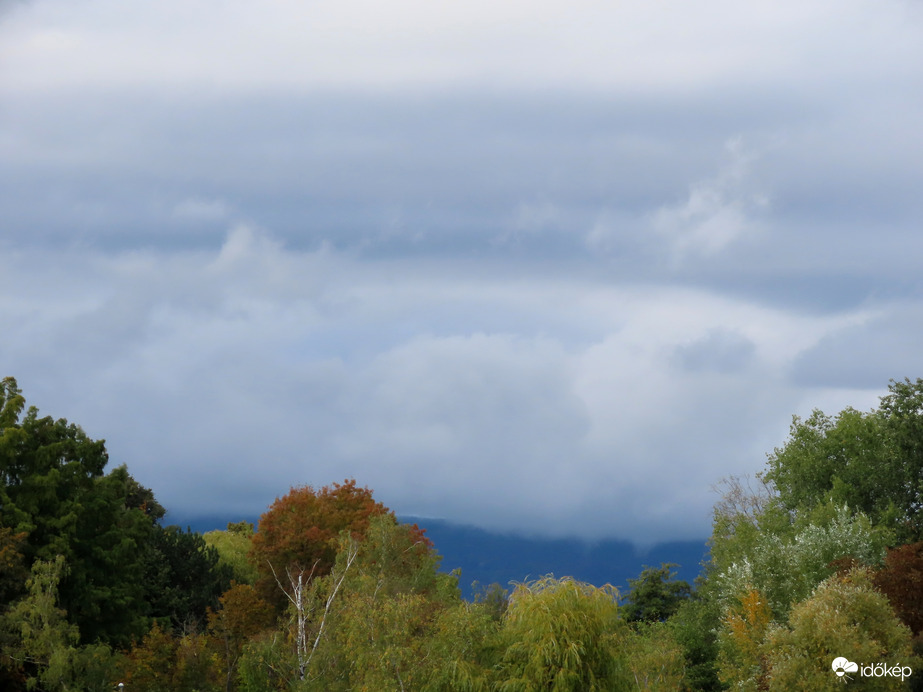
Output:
[0, 227, 903, 541]
[1, 0, 921, 542]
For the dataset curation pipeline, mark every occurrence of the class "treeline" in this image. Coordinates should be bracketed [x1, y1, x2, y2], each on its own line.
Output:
[1, 375, 923, 690]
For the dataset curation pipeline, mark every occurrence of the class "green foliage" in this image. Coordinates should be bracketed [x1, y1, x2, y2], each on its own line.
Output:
[145, 524, 233, 632]
[237, 631, 293, 692]
[668, 592, 724, 692]
[0, 379, 110, 555]
[764, 568, 917, 691]
[707, 475, 790, 580]
[879, 378, 923, 542]
[423, 601, 499, 692]
[712, 501, 891, 620]
[67, 644, 126, 692]
[621, 562, 691, 623]
[765, 407, 892, 518]
[713, 568, 919, 691]
[0, 555, 123, 691]
[0, 378, 162, 646]
[494, 575, 630, 692]
[8, 371, 923, 691]
[125, 621, 223, 692]
[332, 591, 441, 690]
[205, 522, 259, 585]
[0, 376, 26, 428]
[765, 378, 923, 543]
[337, 513, 450, 601]
[701, 378, 923, 690]
[623, 621, 686, 691]
[298, 514, 470, 690]
[472, 581, 510, 622]
[63, 465, 155, 646]
[2, 556, 79, 690]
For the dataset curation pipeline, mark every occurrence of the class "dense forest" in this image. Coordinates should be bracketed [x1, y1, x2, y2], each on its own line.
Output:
[1, 374, 922, 690]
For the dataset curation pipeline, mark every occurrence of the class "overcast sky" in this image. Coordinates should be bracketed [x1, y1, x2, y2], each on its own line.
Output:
[2, 0, 922, 543]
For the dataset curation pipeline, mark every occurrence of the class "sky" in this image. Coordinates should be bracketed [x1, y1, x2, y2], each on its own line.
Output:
[1, 0, 922, 543]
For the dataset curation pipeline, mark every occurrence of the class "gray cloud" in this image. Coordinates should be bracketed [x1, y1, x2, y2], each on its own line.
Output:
[674, 329, 756, 374]
[1, 0, 921, 541]
[790, 304, 923, 390]
[0, 229, 892, 541]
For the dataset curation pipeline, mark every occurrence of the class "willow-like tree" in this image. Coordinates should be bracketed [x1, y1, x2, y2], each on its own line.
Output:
[495, 576, 630, 691]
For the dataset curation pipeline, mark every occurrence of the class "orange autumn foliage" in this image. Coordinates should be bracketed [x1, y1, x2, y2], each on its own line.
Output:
[248, 479, 390, 609]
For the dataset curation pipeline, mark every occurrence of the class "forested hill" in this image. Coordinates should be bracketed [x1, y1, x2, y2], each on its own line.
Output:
[168, 512, 707, 599]
[402, 518, 707, 598]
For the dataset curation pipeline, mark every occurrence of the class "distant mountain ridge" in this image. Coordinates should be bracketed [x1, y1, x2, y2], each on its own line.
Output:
[402, 517, 708, 598]
[167, 512, 708, 599]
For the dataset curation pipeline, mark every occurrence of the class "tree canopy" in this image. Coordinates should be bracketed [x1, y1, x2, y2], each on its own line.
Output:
[248, 479, 390, 611]
[0, 376, 230, 688]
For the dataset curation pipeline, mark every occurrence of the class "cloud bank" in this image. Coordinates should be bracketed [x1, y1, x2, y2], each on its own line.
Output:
[1, 0, 921, 542]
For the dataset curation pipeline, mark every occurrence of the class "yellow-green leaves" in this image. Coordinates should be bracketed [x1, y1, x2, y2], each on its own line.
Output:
[495, 576, 629, 692]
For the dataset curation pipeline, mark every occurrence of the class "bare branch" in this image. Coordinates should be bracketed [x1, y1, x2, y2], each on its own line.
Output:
[306, 537, 360, 671]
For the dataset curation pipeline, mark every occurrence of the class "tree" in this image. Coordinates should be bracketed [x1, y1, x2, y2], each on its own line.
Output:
[494, 576, 629, 692]
[472, 581, 509, 622]
[205, 522, 259, 585]
[0, 378, 110, 564]
[207, 583, 276, 692]
[309, 514, 460, 690]
[873, 541, 923, 691]
[668, 593, 724, 692]
[764, 408, 892, 519]
[879, 378, 923, 542]
[874, 541, 923, 638]
[0, 526, 27, 605]
[248, 480, 389, 611]
[1, 556, 80, 690]
[711, 503, 891, 619]
[63, 464, 156, 646]
[716, 588, 772, 691]
[621, 563, 691, 623]
[623, 622, 686, 691]
[145, 524, 233, 632]
[763, 568, 916, 691]
[765, 378, 923, 543]
[0, 377, 161, 646]
[124, 621, 222, 692]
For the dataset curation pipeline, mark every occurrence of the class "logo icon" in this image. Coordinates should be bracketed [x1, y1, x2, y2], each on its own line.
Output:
[832, 657, 859, 678]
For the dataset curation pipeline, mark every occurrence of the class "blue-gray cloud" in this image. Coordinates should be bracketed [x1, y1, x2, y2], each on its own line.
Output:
[1, 0, 921, 542]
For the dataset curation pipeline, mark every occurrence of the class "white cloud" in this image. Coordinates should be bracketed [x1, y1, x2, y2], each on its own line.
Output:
[0, 230, 901, 541]
[173, 197, 231, 223]
[650, 137, 770, 260]
[1, 0, 920, 92]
